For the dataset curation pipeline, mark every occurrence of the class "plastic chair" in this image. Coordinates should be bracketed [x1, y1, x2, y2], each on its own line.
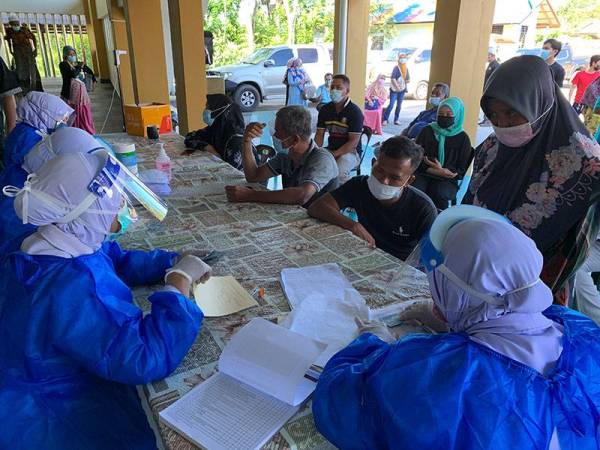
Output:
[356, 125, 373, 176]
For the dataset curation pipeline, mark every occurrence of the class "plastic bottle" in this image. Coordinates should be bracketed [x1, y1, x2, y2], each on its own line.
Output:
[155, 143, 172, 181]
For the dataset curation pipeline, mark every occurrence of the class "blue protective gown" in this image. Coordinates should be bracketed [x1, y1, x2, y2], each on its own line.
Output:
[3, 123, 43, 167]
[0, 241, 203, 450]
[0, 164, 35, 246]
[313, 306, 600, 450]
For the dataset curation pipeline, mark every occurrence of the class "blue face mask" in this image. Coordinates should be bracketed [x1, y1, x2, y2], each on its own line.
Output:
[67, 55, 77, 63]
[540, 49, 552, 60]
[330, 89, 344, 103]
[108, 204, 136, 240]
[11, 26, 21, 32]
[429, 97, 442, 107]
[203, 109, 214, 126]
[272, 135, 291, 154]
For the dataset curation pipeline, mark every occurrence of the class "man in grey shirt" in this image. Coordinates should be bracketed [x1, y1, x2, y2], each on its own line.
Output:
[226, 106, 339, 207]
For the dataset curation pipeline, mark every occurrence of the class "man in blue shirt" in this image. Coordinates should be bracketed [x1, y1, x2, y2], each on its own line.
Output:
[401, 82, 449, 139]
[312, 73, 333, 111]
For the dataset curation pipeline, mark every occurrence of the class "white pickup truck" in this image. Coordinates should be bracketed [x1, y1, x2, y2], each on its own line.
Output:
[207, 44, 333, 112]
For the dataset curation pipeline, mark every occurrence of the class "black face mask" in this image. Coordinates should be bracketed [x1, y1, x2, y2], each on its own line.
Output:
[437, 116, 454, 129]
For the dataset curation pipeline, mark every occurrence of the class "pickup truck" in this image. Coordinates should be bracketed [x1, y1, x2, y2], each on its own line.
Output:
[207, 44, 333, 112]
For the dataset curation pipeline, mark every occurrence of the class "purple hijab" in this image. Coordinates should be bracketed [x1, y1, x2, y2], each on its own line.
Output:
[22, 127, 105, 174]
[16, 92, 74, 134]
[428, 218, 564, 375]
[14, 153, 122, 256]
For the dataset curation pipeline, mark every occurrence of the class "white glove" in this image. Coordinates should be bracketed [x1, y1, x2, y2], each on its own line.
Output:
[165, 255, 212, 285]
[355, 316, 395, 343]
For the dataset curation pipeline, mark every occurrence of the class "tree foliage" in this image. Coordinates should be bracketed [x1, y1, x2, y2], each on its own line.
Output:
[205, 0, 391, 67]
[557, 0, 600, 31]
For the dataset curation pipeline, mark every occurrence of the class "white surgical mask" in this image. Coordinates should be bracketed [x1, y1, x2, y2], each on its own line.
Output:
[272, 135, 292, 154]
[330, 89, 344, 103]
[492, 101, 553, 148]
[367, 175, 403, 200]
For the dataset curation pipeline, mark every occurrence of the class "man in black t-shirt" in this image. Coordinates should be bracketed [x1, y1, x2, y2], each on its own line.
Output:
[542, 39, 566, 88]
[315, 74, 364, 185]
[308, 135, 437, 260]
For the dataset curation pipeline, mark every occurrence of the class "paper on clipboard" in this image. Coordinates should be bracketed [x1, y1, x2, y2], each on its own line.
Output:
[193, 276, 259, 317]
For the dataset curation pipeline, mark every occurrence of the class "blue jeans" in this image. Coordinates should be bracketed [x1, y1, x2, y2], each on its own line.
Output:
[383, 90, 406, 122]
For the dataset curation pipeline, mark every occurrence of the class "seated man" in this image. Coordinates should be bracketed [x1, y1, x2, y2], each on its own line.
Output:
[308, 135, 437, 260]
[401, 82, 449, 139]
[225, 105, 338, 207]
[315, 74, 364, 184]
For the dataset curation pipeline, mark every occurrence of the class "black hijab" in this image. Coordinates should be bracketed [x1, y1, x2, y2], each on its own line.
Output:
[206, 94, 245, 153]
[465, 55, 600, 254]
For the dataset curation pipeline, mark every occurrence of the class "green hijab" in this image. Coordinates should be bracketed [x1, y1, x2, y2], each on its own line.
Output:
[429, 97, 465, 166]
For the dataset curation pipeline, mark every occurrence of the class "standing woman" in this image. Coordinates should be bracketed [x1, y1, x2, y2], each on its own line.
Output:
[464, 55, 600, 300]
[285, 58, 308, 107]
[184, 94, 246, 170]
[412, 97, 473, 210]
[382, 53, 410, 126]
[59, 46, 96, 134]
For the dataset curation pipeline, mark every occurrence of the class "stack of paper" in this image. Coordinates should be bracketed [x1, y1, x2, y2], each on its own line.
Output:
[160, 318, 326, 450]
[280, 263, 370, 366]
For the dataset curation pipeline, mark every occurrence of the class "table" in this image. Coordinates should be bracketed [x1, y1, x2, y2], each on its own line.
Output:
[107, 133, 432, 450]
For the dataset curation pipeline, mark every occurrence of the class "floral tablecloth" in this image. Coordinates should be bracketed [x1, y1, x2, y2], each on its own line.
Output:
[105, 133, 432, 450]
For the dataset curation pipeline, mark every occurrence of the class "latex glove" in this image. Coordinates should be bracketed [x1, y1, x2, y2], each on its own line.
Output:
[165, 255, 212, 285]
[355, 316, 395, 343]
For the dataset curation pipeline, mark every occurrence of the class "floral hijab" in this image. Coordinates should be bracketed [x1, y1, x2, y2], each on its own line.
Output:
[287, 57, 306, 84]
[464, 56, 600, 291]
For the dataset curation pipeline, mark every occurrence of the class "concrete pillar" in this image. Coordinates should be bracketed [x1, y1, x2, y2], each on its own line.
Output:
[333, 0, 370, 109]
[108, 0, 135, 106]
[82, 0, 110, 81]
[428, 0, 496, 141]
[168, 0, 207, 135]
[123, 0, 170, 105]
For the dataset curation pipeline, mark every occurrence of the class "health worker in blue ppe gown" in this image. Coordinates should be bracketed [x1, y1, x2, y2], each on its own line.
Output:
[313, 205, 600, 450]
[3, 91, 73, 167]
[0, 152, 211, 450]
[0, 127, 110, 246]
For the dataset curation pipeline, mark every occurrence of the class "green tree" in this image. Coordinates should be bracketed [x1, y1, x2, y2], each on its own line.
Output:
[558, 0, 600, 31]
[205, 0, 249, 66]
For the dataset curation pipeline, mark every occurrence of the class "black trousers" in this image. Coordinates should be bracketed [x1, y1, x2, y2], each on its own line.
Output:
[412, 174, 459, 210]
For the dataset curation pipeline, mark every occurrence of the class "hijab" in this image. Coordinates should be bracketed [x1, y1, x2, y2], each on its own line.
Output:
[22, 127, 104, 174]
[429, 218, 563, 375]
[428, 97, 465, 166]
[17, 92, 74, 134]
[14, 153, 122, 257]
[466, 55, 600, 254]
[365, 75, 388, 102]
[206, 94, 245, 154]
[287, 57, 306, 83]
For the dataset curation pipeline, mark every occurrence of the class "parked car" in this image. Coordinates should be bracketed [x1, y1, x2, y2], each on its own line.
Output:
[367, 47, 432, 100]
[207, 45, 333, 111]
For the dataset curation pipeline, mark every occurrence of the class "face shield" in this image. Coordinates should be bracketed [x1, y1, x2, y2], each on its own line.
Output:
[419, 205, 540, 307]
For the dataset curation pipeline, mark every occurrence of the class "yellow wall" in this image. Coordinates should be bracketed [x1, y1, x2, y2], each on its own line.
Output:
[123, 0, 170, 105]
[108, 0, 134, 105]
[83, 0, 110, 80]
[429, 0, 496, 141]
[168, 0, 207, 135]
[334, 0, 370, 110]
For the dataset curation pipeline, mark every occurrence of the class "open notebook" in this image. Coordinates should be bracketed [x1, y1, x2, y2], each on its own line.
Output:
[159, 318, 326, 450]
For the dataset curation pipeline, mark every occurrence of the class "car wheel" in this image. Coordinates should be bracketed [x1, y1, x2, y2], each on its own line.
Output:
[415, 81, 429, 101]
[234, 84, 260, 112]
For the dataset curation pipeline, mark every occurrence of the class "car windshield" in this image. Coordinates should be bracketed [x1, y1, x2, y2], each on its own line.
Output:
[385, 47, 416, 61]
[242, 48, 273, 64]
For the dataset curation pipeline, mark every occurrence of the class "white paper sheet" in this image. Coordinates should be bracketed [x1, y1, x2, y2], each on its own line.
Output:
[159, 373, 298, 450]
[193, 275, 258, 317]
[220, 318, 326, 405]
[280, 263, 355, 309]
